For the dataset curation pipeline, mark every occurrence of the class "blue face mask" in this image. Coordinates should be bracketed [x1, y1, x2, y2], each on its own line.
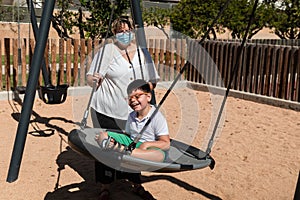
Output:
[116, 32, 134, 45]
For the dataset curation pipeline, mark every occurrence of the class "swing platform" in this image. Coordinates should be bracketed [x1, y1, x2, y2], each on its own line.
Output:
[68, 128, 215, 173]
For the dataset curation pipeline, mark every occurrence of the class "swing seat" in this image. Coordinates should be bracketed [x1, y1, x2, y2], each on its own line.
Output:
[38, 84, 69, 104]
[68, 128, 215, 173]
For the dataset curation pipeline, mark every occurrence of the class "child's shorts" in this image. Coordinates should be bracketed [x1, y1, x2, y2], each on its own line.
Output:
[107, 131, 166, 160]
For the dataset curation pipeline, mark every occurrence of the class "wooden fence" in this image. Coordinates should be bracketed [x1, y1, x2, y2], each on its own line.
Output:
[217, 39, 300, 46]
[1, 37, 299, 103]
[185, 40, 300, 102]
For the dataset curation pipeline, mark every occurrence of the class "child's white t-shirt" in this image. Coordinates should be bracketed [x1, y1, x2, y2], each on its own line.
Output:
[125, 106, 169, 143]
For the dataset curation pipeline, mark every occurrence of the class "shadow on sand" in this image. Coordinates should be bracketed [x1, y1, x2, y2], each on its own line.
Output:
[7, 93, 221, 199]
[44, 147, 221, 200]
[44, 147, 145, 200]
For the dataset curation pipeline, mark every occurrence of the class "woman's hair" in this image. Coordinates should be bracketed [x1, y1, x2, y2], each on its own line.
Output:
[111, 16, 134, 35]
[127, 79, 151, 95]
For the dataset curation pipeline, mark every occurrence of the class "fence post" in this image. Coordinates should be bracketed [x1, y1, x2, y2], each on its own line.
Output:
[295, 49, 300, 102]
[159, 39, 165, 80]
[59, 38, 65, 85]
[66, 38, 72, 85]
[276, 47, 285, 98]
[165, 39, 171, 81]
[282, 47, 291, 100]
[263, 45, 272, 96]
[4, 38, 11, 91]
[170, 39, 175, 81]
[21, 38, 26, 86]
[154, 39, 159, 69]
[80, 39, 86, 86]
[0, 39, 2, 90]
[73, 39, 79, 87]
[13, 39, 18, 90]
[175, 39, 181, 80]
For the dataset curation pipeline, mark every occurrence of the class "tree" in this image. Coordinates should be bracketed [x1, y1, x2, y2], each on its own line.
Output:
[220, 0, 271, 39]
[170, 0, 223, 39]
[0, 0, 9, 22]
[266, 0, 300, 39]
[0, 0, 27, 22]
[142, 6, 172, 38]
[53, 0, 130, 40]
[169, 0, 277, 40]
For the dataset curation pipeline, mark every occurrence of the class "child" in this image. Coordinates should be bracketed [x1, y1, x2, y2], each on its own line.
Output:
[95, 79, 170, 162]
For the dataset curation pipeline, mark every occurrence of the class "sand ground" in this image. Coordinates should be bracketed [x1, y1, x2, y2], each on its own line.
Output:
[0, 86, 299, 200]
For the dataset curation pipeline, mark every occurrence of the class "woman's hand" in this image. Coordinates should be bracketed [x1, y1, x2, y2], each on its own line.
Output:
[87, 73, 102, 88]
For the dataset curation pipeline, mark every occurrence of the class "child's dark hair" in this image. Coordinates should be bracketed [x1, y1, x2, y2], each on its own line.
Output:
[127, 79, 151, 95]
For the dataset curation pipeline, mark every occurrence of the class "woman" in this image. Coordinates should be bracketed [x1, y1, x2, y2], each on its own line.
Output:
[86, 16, 159, 200]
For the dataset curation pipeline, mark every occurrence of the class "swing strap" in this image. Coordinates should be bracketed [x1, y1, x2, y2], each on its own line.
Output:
[205, 0, 260, 155]
[80, 2, 115, 129]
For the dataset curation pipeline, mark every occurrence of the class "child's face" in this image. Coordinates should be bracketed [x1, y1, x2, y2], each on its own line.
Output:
[127, 89, 151, 111]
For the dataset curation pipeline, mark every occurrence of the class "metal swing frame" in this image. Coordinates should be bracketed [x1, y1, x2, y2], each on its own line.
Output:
[6, 0, 259, 183]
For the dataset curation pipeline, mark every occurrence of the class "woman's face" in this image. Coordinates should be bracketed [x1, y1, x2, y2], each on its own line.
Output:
[115, 23, 134, 46]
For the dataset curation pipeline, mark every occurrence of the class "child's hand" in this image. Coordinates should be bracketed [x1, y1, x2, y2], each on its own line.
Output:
[94, 131, 107, 142]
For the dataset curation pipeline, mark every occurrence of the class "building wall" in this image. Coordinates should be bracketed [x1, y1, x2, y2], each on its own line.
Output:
[0, 22, 61, 39]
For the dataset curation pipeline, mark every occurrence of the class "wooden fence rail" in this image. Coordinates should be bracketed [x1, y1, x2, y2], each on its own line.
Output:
[1, 38, 299, 103]
[217, 39, 300, 46]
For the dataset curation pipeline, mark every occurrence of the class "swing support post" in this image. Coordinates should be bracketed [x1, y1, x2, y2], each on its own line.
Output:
[27, 0, 52, 87]
[130, 0, 157, 104]
[6, 0, 56, 183]
[130, 0, 146, 48]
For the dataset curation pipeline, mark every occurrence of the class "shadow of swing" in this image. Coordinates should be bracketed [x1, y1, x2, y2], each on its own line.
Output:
[7, 91, 221, 199]
[44, 147, 144, 200]
[45, 146, 221, 200]
[141, 175, 222, 200]
[8, 94, 77, 137]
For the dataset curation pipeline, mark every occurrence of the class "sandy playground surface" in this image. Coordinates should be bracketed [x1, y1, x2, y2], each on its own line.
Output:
[0, 83, 299, 200]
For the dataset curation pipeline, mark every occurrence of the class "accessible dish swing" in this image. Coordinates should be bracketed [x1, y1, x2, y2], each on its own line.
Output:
[68, 0, 258, 173]
[28, 0, 68, 104]
[67, 8, 217, 173]
[68, 42, 216, 172]
[68, 46, 216, 173]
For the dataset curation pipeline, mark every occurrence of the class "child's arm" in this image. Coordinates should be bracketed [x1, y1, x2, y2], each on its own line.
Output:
[138, 135, 170, 151]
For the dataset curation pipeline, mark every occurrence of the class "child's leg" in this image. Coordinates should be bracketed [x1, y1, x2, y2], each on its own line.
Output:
[95, 132, 165, 162]
[131, 148, 165, 162]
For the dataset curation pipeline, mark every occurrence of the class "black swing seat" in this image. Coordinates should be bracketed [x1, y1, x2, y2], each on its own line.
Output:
[68, 128, 215, 173]
[38, 84, 69, 104]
